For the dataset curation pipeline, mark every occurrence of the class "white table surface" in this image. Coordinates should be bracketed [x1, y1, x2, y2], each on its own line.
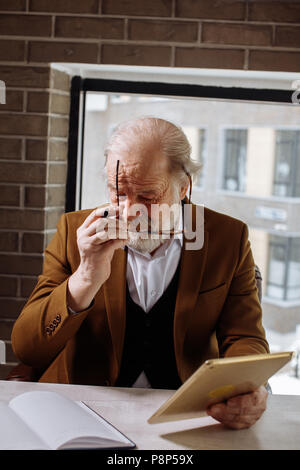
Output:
[0, 379, 300, 450]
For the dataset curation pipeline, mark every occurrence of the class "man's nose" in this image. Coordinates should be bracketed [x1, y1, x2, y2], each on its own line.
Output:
[120, 197, 149, 222]
[120, 197, 137, 221]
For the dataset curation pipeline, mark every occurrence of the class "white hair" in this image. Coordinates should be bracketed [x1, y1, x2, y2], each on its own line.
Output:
[103, 116, 202, 184]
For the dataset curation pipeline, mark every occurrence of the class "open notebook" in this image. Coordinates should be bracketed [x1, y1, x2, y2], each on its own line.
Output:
[0, 391, 135, 450]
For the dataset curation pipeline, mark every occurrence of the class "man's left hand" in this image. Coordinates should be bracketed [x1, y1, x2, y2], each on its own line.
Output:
[206, 385, 268, 429]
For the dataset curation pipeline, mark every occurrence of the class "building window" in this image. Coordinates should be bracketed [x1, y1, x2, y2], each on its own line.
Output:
[273, 130, 300, 198]
[222, 129, 247, 192]
[266, 235, 300, 301]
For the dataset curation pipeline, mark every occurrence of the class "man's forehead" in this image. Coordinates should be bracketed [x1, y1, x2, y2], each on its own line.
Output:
[106, 147, 169, 173]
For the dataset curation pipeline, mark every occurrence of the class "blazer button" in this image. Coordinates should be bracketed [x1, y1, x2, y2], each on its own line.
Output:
[56, 314, 61, 323]
[53, 319, 57, 326]
[49, 324, 55, 331]
[46, 327, 51, 335]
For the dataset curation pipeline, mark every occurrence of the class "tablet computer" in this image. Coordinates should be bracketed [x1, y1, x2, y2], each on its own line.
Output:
[148, 351, 293, 424]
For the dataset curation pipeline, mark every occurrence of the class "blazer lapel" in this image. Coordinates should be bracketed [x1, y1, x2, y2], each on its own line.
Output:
[174, 202, 209, 382]
[103, 248, 127, 371]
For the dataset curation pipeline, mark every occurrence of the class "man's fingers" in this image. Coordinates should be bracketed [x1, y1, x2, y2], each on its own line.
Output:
[80, 205, 118, 232]
[89, 232, 127, 248]
[207, 387, 268, 430]
[95, 205, 119, 219]
[227, 387, 267, 410]
[80, 209, 99, 230]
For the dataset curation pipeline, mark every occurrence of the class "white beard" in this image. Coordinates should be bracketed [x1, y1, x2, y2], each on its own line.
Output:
[126, 199, 182, 254]
[126, 233, 164, 254]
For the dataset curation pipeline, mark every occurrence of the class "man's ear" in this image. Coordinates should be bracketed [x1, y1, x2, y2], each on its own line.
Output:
[179, 179, 190, 200]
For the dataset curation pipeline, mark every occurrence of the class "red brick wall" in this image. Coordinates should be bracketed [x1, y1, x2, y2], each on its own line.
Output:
[0, 0, 300, 376]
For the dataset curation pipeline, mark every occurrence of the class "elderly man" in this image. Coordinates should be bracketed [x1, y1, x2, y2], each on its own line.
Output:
[12, 117, 269, 430]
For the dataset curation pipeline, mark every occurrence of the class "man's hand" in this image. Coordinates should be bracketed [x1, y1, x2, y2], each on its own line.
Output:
[206, 386, 268, 429]
[67, 205, 128, 312]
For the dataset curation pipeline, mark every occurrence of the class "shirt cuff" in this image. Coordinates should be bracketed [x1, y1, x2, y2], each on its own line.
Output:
[67, 299, 94, 315]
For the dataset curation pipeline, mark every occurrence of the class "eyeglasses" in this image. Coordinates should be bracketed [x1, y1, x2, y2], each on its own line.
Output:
[111, 159, 192, 236]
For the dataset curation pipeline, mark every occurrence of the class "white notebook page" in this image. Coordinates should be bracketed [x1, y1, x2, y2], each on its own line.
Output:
[10, 391, 130, 450]
[0, 402, 48, 450]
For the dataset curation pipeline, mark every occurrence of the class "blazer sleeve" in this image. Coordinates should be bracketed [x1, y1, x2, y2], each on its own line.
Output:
[11, 213, 94, 368]
[216, 223, 270, 358]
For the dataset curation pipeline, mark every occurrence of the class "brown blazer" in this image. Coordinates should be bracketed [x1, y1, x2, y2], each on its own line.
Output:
[11, 202, 269, 386]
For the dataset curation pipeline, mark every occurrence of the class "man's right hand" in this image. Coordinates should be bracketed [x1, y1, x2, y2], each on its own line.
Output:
[67, 205, 128, 312]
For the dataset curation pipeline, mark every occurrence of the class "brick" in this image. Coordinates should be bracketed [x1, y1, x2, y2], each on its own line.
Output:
[20, 276, 38, 297]
[46, 186, 66, 206]
[275, 26, 300, 48]
[48, 140, 68, 161]
[0, 318, 15, 340]
[1, 90, 24, 112]
[25, 139, 48, 161]
[0, 14, 52, 36]
[0, 162, 47, 184]
[48, 163, 67, 184]
[30, 0, 98, 13]
[0, 298, 27, 319]
[101, 44, 171, 66]
[0, 66, 50, 88]
[102, 0, 172, 17]
[28, 41, 98, 63]
[0, 209, 44, 230]
[49, 93, 70, 115]
[0, 253, 43, 275]
[176, 0, 246, 20]
[49, 116, 69, 138]
[0, 39, 25, 61]
[0, 232, 19, 251]
[0, 185, 20, 206]
[128, 19, 198, 43]
[24, 186, 46, 208]
[0, 276, 18, 296]
[249, 50, 300, 72]
[45, 230, 55, 247]
[22, 232, 44, 253]
[55, 16, 124, 40]
[249, 1, 300, 23]
[0, 138, 22, 160]
[0, 0, 26, 10]
[202, 23, 272, 46]
[50, 69, 70, 92]
[27, 91, 49, 113]
[45, 208, 64, 230]
[0, 114, 48, 136]
[175, 47, 244, 69]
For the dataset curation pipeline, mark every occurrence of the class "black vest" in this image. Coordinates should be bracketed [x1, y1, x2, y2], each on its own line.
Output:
[115, 260, 182, 390]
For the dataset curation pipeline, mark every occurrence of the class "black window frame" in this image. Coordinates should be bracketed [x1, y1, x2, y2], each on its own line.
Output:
[65, 76, 294, 213]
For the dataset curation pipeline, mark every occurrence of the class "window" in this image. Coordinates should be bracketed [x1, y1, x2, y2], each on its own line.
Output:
[222, 129, 247, 192]
[273, 130, 300, 198]
[267, 235, 300, 301]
